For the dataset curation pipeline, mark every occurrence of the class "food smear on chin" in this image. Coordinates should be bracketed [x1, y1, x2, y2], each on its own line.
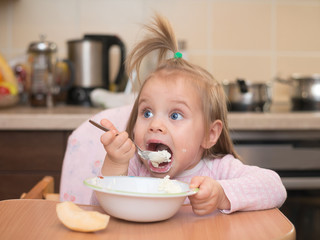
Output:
[158, 175, 182, 193]
[148, 150, 171, 167]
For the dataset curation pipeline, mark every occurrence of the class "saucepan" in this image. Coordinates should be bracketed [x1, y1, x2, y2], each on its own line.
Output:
[223, 79, 272, 112]
[275, 73, 320, 111]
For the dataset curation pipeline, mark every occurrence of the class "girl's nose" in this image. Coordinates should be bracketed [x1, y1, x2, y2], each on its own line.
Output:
[148, 118, 166, 134]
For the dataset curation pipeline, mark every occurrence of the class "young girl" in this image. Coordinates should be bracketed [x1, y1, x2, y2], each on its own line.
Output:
[97, 15, 287, 215]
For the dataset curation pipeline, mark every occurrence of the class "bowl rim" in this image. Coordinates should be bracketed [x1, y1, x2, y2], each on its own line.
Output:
[83, 176, 199, 198]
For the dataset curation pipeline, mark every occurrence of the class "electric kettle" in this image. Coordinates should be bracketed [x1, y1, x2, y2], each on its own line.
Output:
[67, 34, 126, 106]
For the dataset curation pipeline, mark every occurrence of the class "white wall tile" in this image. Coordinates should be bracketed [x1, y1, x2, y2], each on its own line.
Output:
[0, 0, 319, 98]
[211, 1, 272, 51]
[276, 3, 320, 51]
[10, 0, 78, 59]
[78, 0, 145, 52]
[210, 55, 272, 83]
[0, 0, 10, 55]
[143, 0, 209, 50]
[277, 56, 320, 75]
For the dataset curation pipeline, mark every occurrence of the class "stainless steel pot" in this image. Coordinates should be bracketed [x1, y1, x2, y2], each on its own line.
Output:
[276, 74, 320, 111]
[223, 79, 272, 112]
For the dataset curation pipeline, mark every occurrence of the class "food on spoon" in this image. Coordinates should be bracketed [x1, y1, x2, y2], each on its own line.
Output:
[158, 175, 182, 193]
[56, 201, 110, 232]
[148, 150, 171, 167]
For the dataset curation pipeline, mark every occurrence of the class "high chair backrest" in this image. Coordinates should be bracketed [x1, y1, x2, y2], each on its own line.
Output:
[59, 104, 132, 205]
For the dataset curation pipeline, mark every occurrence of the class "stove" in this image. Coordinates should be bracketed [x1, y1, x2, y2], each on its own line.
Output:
[231, 124, 320, 239]
[228, 101, 320, 113]
[291, 98, 320, 111]
[231, 130, 320, 189]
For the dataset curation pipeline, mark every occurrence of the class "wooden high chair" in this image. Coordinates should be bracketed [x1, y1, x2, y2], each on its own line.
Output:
[20, 105, 132, 204]
[20, 176, 59, 201]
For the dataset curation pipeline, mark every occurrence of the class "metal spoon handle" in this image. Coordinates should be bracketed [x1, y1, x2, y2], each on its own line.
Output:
[89, 120, 111, 132]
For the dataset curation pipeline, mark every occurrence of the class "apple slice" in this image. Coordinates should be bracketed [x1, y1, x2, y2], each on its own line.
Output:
[56, 201, 110, 232]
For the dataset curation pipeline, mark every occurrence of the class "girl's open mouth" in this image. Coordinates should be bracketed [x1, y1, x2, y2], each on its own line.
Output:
[148, 160, 172, 173]
[147, 143, 173, 173]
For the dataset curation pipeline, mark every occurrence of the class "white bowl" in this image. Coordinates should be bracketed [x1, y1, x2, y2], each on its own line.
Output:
[84, 176, 198, 222]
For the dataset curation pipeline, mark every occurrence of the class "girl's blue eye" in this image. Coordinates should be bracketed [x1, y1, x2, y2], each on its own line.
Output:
[143, 110, 153, 118]
[170, 112, 182, 120]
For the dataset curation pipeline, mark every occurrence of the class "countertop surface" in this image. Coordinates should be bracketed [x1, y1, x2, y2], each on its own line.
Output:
[1, 105, 320, 131]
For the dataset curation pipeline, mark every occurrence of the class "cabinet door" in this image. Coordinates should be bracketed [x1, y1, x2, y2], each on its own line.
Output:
[0, 131, 71, 200]
[0, 173, 61, 200]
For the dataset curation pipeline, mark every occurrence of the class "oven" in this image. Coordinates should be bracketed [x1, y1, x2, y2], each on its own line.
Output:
[231, 130, 320, 240]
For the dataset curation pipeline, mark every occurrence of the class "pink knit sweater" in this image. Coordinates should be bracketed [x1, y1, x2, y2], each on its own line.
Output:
[60, 104, 286, 213]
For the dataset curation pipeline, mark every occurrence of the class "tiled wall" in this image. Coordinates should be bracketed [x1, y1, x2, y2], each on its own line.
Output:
[1, 0, 320, 102]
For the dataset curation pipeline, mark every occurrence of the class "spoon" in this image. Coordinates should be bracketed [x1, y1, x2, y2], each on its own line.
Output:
[89, 120, 168, 161]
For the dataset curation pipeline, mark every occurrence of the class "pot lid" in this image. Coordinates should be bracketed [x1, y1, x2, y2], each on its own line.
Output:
[223, 78, 271, 86]
[28, 34, 57, 53]
[291, 73, 320, 80]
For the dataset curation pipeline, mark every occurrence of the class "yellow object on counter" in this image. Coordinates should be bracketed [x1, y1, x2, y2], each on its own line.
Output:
[0, 52, 19, 107]
[0, 81, 18, 95]
[0, 53, 18, 86]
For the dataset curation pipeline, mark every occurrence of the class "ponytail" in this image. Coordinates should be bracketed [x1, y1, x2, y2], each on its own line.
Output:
[125, 14, 240, 160]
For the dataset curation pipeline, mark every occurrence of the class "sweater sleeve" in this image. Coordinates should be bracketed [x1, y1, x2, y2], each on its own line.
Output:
[215, 155, 287, 213]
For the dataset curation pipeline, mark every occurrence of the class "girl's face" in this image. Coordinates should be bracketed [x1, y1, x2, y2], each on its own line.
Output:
[133, 72, 207, 178]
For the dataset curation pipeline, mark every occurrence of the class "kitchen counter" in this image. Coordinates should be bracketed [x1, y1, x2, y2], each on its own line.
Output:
[1, 105, 319, 202]
[0, 105, 102, 130]
[228, 112, 320, 130]
[1, 105, 320, 131]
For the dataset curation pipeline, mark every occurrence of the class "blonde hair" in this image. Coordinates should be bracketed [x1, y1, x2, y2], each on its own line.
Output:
[125, 14, 239, 159]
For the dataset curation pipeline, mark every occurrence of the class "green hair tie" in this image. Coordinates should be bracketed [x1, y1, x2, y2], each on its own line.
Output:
[174, 52, 182, 59]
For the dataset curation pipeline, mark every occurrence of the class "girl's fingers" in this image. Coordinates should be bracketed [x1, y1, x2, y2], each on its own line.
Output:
[191, 205, 212, 216]
[100, 130, 117, 145]
[121, 138, 136, 154]
[100, 119, 118, 132]
[112, 131, 129, 148]
[189, 176, 205, 189]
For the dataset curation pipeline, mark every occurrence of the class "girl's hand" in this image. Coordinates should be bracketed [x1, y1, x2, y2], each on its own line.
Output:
[99, 119, 136, 175]
[188, 176, 231, 215]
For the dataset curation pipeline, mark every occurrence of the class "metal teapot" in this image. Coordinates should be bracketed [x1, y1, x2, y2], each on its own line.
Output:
[27, 35, 74, 107]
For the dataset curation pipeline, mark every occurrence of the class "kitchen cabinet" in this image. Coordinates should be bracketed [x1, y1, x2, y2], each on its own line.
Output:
[0, 130, 71, 200]
[0, 105, 101, 200]
[1, 105, 320, 202]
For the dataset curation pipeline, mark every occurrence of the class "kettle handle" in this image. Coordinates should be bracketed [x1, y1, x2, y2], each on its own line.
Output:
[108, 36, 126, 91]
[84, 34, 126, 92]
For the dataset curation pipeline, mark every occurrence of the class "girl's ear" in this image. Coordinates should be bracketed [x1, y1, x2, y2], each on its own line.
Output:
[201, 120, 223, 149]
